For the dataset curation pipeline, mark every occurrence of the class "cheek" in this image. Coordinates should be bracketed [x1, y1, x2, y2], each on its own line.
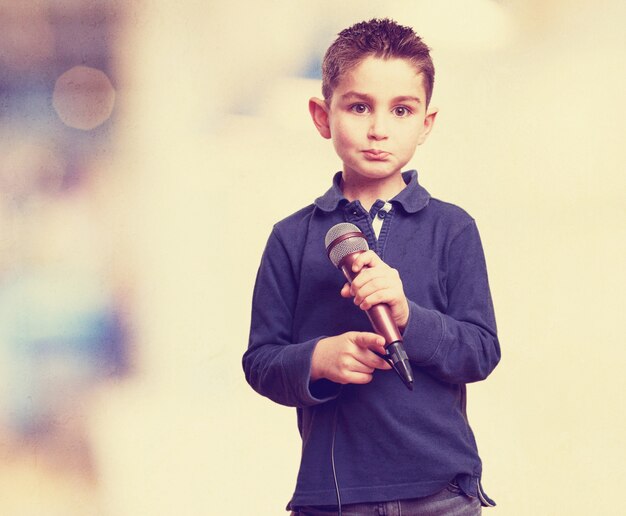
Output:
[331, 120, 360, 152]
[331, 116, 362, 141]
[404, 137, 420, 155]
[399, 126, 424, 153]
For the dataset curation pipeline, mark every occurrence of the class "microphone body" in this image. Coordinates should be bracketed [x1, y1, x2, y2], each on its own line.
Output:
[325, 224, 414, 391]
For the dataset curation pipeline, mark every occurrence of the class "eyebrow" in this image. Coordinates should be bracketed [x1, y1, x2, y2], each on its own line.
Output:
[340, 91, 422, 104]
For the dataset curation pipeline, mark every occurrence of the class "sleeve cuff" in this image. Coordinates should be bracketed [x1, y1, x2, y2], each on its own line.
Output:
[402, 300, 445, 364]
[281, 337, 341, 406]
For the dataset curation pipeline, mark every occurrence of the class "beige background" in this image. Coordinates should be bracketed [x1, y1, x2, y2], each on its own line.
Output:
[1, 1, 624, 515]
[101, 1, 624, 515]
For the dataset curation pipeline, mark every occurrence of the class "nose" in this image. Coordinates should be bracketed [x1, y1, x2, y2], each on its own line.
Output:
[367, 113, 388, 141]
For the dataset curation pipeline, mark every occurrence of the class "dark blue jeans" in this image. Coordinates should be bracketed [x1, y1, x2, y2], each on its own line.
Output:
[290, 483, 481, 516]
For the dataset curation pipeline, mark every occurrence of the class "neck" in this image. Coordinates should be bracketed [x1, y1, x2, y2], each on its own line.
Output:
[341, 171, 406, 211]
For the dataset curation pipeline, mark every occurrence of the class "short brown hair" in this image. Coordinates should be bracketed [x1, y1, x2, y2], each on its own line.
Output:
[322, 18, 435, 106]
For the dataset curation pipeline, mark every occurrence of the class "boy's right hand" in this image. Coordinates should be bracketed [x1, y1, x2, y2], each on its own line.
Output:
[310, 332, 391, 385]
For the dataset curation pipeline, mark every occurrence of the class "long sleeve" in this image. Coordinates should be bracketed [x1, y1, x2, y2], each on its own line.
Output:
[242, 228, 340, 407]
[401, 220, 501, 384]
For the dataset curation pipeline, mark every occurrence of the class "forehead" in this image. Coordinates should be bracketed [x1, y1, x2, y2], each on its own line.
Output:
[335, 56, 426, 100]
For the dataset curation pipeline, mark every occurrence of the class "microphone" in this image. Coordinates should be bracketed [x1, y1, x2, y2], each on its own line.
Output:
[325, 222, 414, 391]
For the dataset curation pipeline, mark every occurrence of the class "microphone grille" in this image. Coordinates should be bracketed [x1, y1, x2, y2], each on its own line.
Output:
[325, 222, 369, 267]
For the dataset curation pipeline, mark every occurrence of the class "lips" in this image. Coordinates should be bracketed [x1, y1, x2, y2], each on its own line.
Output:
[363, 149, 390, 160]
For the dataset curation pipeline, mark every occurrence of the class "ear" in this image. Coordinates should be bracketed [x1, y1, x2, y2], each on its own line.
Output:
[417, 107, 438, 145]
[309, 97, 332, 139]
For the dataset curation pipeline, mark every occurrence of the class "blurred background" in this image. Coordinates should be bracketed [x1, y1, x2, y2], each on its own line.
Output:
[0, 0, 624, 514]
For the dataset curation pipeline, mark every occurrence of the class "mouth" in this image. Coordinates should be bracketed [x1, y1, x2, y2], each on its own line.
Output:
[362, 149, 390, 160]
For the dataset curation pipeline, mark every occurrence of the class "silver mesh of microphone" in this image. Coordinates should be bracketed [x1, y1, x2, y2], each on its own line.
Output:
[325, 222, 369, 268]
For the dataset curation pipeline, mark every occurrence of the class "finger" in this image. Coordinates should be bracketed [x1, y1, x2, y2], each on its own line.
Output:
[349, 267, 382, 294]
[352, 276, 385, 305]
[375, 357, 393, 371]
[356, 264, 398, 287]
[343, 371, 375, 385]
[347, 359, 376, 375]
[348, 334, 391, 371]
[335, 354, 374, 376]
[351, 332, 386, 352]
[340, 282, 351, 298]
[356, 349, 392, 371]
[358, 288, 396, 310]
[351, 250, 381, 273]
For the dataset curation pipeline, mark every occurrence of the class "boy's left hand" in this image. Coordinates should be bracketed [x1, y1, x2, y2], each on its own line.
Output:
[340, 250, 410, 331]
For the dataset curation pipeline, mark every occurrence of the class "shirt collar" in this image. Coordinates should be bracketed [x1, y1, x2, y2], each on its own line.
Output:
[314, 170, 430, 214]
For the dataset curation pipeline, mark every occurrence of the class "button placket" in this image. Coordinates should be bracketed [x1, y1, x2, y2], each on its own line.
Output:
[374, 204, 394, 257]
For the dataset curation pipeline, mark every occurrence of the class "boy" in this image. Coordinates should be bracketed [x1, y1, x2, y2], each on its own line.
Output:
[243, 18, 500, 515]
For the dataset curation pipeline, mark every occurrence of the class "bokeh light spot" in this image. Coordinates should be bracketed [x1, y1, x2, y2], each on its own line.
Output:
[52, 66, 116, 130]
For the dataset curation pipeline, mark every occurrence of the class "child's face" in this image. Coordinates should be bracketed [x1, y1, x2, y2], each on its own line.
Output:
[312, 56, 435, 184]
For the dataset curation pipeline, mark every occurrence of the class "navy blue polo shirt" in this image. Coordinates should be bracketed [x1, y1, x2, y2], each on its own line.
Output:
[243, 170, 500, 508]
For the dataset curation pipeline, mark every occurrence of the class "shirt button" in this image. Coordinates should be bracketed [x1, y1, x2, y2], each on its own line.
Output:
[377, 210, 386, 219]
[352, 209, 358, 216]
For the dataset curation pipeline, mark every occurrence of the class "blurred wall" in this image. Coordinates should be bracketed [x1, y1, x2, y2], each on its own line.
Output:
[1, 1, 624, 515]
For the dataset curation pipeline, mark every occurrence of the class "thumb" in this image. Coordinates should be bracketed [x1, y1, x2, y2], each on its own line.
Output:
[340, 282, 352, 298]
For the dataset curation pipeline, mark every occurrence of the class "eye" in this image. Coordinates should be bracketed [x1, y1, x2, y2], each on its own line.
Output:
[393, 106, 412, 117]
[350, 103, 370, 114]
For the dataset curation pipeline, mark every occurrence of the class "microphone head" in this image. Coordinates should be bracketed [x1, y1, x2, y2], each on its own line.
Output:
[325, 222, 369, 267]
